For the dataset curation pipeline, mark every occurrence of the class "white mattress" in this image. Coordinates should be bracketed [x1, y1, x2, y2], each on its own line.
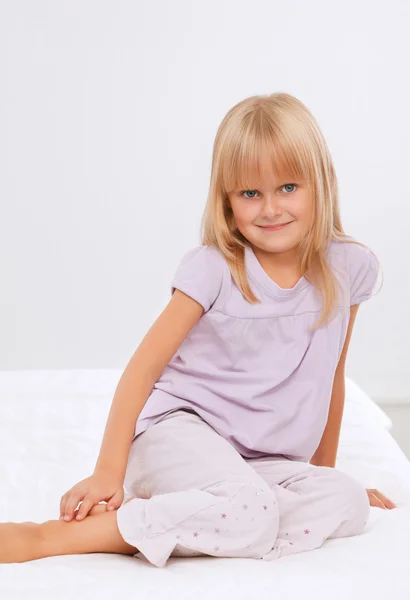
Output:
[1, 369, 410, 599]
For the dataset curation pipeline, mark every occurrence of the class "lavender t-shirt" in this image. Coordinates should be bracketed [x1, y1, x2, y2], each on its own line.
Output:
[133, 238, 380, 463]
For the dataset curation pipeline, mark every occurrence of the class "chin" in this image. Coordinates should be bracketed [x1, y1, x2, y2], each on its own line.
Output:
[257, 237, 300, 254]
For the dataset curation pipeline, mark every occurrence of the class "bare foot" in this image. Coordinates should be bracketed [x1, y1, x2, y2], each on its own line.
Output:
[0, 499, 137, 563]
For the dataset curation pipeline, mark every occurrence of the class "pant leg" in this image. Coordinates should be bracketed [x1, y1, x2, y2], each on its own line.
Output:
[246, 457, 371, 561]
[116, 410, 279, 568]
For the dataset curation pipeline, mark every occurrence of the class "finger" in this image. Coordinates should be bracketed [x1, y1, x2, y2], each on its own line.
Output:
[368, 492, 387, 509]
[63, 494, 83, 521]
[60, 490, 74, 518]
[107, 490, 123, 511]
[379, 497, 396, 509]
[60, 492, 74, 519]
[60, 494, 68, 519]
[74, 503, 105, 518]
[75, 498, 96, 521]
[374, 490, 397, 509]
[372, 490, 388, 509]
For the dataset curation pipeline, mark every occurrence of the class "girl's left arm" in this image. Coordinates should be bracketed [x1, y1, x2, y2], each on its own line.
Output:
[309, 304, 360, 468]
[310, 304, 398, 509]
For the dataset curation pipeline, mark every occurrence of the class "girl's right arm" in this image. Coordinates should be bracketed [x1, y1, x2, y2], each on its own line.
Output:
[94, 288, 204, 478]
[60, 289, 204, 521]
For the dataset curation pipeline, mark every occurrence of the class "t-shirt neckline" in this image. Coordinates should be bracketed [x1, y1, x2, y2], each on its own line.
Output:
[244, 244, 309, 299]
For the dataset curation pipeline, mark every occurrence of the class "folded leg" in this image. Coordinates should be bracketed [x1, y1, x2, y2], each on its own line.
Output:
[115, 410, 280, 567]
[248, 458, 370, 560]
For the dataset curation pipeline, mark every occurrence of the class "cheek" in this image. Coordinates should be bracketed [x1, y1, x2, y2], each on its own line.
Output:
[291, 197, 313, 221]
[232, 203, 258, 225]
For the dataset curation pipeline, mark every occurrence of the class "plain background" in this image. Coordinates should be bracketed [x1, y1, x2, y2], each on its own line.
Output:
[1, 1, 409, 413]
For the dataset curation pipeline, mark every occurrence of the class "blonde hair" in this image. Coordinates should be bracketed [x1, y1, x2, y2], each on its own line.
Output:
[200, 92, 382, 329]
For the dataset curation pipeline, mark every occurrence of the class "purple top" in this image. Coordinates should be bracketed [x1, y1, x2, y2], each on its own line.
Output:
[133, 238, 380, 462]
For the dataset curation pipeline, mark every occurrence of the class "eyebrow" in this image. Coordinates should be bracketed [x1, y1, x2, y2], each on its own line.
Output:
[233, 179, 304, 190]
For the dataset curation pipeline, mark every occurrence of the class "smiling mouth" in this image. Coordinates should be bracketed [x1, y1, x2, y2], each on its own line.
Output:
[259, 221, 294, 230]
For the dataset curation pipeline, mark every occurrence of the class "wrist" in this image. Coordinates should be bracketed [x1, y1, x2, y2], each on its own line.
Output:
[93, 464, 124, 482]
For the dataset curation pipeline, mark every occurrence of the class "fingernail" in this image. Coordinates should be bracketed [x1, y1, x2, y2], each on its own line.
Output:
[64, 515, 70, 521]
[76, 515, 81, 520]
[108, 506, 114, 510]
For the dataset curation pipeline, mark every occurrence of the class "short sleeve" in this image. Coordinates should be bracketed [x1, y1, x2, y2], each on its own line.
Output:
[347, 241, 381, 306]
[171, 245, 225, 312]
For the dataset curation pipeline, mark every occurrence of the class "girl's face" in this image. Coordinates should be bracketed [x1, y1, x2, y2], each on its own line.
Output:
[226, 173, 314, 259]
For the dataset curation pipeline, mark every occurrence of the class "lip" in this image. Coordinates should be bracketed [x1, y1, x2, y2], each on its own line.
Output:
[259, 221, 293, 231]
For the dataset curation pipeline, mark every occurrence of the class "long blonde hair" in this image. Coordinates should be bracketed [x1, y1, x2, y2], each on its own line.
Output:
[200, 92, 382, 329]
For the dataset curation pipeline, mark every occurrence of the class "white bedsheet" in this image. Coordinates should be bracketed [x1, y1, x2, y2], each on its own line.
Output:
[1, 369, 409, 599]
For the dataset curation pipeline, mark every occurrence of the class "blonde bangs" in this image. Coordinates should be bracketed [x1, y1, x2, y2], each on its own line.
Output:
[219, 111, 314, 196]
[201, 92, 382, 329]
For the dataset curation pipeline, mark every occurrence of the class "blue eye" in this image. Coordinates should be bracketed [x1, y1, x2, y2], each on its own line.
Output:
[240, 184, 298, 198]
[240, 190, 259, 198]
[282, 183, 298, 193]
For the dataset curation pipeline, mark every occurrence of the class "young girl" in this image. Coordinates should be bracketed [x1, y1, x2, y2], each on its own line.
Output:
[1, 92, 397, 567]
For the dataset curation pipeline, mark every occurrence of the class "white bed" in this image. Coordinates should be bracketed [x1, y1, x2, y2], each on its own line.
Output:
[1, 370, 409, 600]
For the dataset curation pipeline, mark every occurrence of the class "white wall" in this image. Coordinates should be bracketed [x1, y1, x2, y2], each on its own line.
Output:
[1, 1, 409, 402]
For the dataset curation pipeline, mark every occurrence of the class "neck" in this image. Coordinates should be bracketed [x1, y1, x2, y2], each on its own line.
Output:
[251, 245, 300, 271]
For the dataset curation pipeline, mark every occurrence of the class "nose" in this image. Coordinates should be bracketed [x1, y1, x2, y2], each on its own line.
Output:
[260, 195, 283, 219]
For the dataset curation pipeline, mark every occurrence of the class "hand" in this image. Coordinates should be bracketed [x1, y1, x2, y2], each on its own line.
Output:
[366, 488, 397, 510]
[59, 471, 124, 522]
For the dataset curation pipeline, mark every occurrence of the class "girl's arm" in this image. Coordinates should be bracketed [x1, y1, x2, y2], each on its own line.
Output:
[310, 304, 360, 468]
[93, 289, 204, 482]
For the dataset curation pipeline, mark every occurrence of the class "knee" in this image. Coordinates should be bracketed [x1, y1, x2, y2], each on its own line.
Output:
[227, 480, 279, 550]
[322, 467, 370, 534]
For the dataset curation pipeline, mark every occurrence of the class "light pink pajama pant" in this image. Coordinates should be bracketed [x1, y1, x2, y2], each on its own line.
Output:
[116, 409, 370, 568]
